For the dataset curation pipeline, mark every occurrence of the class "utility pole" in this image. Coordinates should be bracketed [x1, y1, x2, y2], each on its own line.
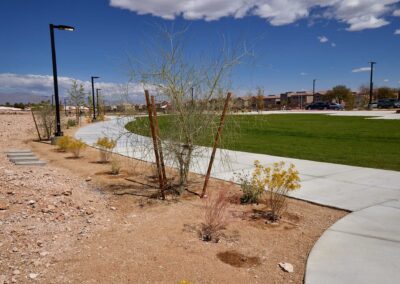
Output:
[368, 61, 376, 106]
[312, 79, 316, 102]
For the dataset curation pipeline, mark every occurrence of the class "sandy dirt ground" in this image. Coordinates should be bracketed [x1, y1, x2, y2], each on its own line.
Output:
[0, 113, 347, 284]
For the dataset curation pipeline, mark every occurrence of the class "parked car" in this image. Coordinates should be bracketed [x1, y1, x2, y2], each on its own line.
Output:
[305, 102, 330, 110]
[377, 98, 397, 108]
[368, 102, 378, 109]
[328, 103, 344, 110]
[394, 100, 400, 108]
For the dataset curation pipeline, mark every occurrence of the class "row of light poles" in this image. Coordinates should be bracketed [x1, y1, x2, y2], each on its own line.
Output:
[49, 23, 101, 137]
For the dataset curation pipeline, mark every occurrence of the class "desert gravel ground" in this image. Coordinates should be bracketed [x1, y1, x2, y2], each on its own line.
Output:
[0, 113, 347, 284]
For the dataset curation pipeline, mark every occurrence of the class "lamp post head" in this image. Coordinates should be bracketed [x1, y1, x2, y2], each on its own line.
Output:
[91, 76, 100, 80]
[52, 24, 75, 31]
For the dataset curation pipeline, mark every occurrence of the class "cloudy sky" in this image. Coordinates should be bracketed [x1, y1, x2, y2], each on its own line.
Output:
[0, 0, 399, 99]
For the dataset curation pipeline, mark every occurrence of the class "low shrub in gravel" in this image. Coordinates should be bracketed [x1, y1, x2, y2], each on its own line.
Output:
[67, 138, 86, 158]
[94, 137, 116, 163]
[56, 136, 73, 152]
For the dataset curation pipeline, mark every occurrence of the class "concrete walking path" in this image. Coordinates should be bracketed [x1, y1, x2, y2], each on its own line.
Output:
[75, 115, 400, 284]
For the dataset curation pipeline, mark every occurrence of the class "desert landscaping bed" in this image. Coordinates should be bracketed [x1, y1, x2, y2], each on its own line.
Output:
[1, 113, 347, 283]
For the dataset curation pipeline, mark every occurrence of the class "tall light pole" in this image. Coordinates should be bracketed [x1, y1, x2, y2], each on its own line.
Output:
[49, 24, 75, 137]
[91, 76, 99, 120]
[96, 88, 101, 117]
[368, 61, 376, 106]
[312, 79, 316, 102]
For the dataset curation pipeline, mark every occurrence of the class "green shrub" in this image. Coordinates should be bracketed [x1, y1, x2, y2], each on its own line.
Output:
[235, 170, 263, 204]
[67, 119, 77, 128]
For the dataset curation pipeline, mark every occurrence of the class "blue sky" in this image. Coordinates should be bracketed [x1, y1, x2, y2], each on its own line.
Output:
[0, 0, 399, 100]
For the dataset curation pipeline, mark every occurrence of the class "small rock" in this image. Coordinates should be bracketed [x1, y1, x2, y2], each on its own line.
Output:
[62, 189, 72, 196]
[279, 262, 294, 273]
[0, 202, 9, 210]
[27, 200, 36, 205]
[85, 177, 92, 182]
[12, 247, 18, 253]
[41, 205, 56, 214]
[28, 273, 38, 279]
[0, 275, 6, 284]
[39, 251, 49, 257]
[12, 269, 20, 275]
[11, 276, 17, 283]
[110, 206, 116, 211]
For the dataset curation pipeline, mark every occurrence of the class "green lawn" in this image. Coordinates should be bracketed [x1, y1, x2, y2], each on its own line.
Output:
[126, 114, 400, 171]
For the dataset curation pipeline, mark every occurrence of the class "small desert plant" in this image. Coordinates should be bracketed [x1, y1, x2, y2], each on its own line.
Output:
[67, 119, 77, 128]
[95, 137, 117, 163]
[259, 161, 300, 222]
[67, 138, 86, 158]
[110, 157, 121, 175]
[56, 135, 73, 152]
[235, 160, 301, 222]
[235, 164, 265, 204]
[201, 189, 230, 242]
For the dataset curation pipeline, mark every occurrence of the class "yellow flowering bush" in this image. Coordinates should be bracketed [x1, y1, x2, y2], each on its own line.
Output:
[257, 160, 301, 221]
[56, 135, 73, 152]
[237, 160, 301, 221]
[67, 138, 87, 158]
[95, 137, 117, 162]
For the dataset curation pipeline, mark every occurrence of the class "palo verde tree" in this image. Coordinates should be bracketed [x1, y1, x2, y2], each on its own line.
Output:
[128, 28, 249, 193]
[68, 80, 86, 124]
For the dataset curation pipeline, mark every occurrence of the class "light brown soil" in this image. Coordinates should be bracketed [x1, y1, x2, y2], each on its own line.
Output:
[0, 113, 347, 284]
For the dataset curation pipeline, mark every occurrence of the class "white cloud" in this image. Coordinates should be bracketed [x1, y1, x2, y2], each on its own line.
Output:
[393, 9, 400, 16]
[383, 79, 389, 82]
[0, 73, 146, 99]
[352, 67, 371, 73]
[395, 29, 400, 35]
[331, 42, 336, 47]
[109, 0, 399, 31]
[318, 35, 329, 43]
[300, 72, 308, 76]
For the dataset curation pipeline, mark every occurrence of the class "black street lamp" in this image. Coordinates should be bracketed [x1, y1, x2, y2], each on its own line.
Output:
[96, 88, 101, 117]
[91, 76, 99, 120]
[49, 24, 75, 137]
[368, 61, 376, 106]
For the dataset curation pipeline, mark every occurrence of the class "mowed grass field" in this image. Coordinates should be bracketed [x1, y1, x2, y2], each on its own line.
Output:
[126, 114, 400, 171]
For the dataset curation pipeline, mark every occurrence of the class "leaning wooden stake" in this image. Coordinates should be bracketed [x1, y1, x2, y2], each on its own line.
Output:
[200, 92, 231, 198]
[145, 90, 163, 191]
[31, 109, 42, 141]
[151, 96, 167, 188]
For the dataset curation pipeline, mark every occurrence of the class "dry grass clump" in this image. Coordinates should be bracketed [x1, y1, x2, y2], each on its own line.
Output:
[201, 189, 230, 242]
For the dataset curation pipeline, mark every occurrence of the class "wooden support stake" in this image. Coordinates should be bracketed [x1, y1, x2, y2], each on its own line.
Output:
[151, 96, 167, 188]
[145, 90, 163, 190]
[31, 109, 42, 141]
[200, 92, 231, 198]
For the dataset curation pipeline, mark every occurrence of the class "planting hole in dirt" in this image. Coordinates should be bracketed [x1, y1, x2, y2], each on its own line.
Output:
[217, 250, 261, 268]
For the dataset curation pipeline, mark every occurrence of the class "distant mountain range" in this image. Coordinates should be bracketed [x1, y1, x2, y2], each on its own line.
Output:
[0, 93, 51, 104]
[0, 92, 145, 105]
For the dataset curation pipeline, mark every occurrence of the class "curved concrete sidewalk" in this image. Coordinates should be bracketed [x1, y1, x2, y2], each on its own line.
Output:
[76, 115, 400, 284]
